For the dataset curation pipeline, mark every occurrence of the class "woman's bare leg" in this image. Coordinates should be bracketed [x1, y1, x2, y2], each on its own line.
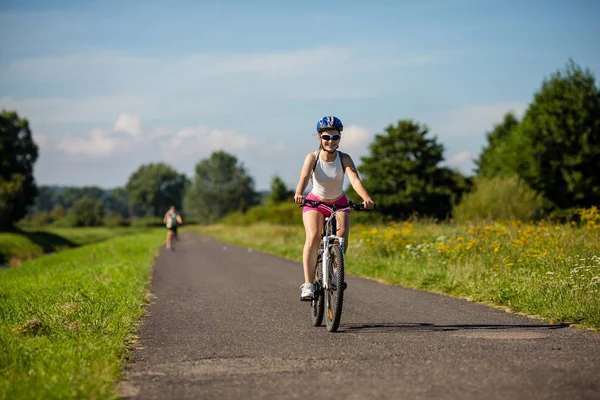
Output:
[335, 211, 351, 253]
[166, 230, 173, 248]
[302, 210, 324, 283]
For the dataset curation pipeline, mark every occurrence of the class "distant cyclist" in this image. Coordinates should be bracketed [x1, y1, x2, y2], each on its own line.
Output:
[163, 205, 183, 250]
[293, 116, 374, 301]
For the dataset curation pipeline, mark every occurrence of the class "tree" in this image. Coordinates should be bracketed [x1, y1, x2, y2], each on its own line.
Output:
[266, 175, 293, 205]
[0, 174, 26, 229]
[32, 185, 131, 218]
[50, 205, 67, 221]
[55, 186, 105, 208]
[474, 112, 520, 177]
[357, 120, 467, 220]
[34, 185, 58, 212]
[514, 59, 600, 209]
[184, 151, 259, 223]
[0, 110, 39, 230]
[104, 187, 129, 217]
[68, 196, 104, 227]
[125, 163, 188, 217]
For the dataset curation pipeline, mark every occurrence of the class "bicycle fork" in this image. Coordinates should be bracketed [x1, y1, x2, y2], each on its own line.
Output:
[321, 235, 345, 290]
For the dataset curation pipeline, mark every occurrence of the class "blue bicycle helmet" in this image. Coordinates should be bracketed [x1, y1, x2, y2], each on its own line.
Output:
[316, 116, 343, 132]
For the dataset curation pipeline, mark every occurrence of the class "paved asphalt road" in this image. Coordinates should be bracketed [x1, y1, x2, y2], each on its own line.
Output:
[119, 233, 600, 400]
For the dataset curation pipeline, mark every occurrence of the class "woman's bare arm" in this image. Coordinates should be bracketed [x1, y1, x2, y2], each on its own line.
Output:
[294, 152, 317, 202]
[343, 153, 374, 208]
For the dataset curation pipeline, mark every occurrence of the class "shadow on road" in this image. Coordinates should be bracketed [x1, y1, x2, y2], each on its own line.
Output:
[341, 322, 570, 333]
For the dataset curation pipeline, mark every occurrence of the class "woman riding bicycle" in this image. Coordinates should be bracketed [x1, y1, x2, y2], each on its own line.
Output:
[293, 116, 374, 301]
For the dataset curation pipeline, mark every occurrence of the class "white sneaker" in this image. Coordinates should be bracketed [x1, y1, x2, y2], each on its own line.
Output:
[300, 283, 314, 301]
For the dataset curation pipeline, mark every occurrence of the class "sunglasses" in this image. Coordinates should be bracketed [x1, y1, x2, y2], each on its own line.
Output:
[321, 134, 341, 141]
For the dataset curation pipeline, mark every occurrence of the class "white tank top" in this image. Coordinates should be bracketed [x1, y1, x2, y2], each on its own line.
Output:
[311, 150, 344, 200]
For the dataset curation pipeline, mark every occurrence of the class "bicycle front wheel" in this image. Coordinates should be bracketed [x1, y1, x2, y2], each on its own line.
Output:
[324, 244, 345, 332]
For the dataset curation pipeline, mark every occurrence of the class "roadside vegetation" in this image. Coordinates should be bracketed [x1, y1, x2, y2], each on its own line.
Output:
[0, 231, 164, 400]
[0, 226, 154, 267]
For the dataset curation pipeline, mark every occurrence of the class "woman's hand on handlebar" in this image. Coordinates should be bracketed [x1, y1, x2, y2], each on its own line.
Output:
[362, 198, 375, 210]
[294, 193, 305, 205]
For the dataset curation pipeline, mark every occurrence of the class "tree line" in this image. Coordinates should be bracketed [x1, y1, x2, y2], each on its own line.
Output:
[475, 60, 599, 212]
[1, 59, 598, 230]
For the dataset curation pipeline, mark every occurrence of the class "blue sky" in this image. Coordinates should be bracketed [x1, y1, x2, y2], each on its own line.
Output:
[1, 0, 599, 191]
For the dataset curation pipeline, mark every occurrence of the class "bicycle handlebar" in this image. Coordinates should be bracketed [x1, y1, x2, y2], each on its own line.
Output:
[301, 199, 375, 212]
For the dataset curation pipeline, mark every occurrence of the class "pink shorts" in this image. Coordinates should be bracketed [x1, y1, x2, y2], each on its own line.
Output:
[302, 192, 350, 218]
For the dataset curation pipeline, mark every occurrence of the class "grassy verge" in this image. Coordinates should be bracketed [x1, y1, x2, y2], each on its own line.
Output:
[0, 227, 150, 267]
[0, 230, 164, 400]
[195, 219, 600, 330]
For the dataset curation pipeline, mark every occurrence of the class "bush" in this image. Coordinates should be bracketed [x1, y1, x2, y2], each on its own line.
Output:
[545, 207, 582, 224]
[129, 217, 164, 228]
[68, 196, 104, 227]
[452, 174, 546, 223]
[103, 214, 130, 228]
[50, 205, 66, 221]
[579, 206, 600, 229]
[51, 216, 78, 228]
[23, 211, 53, 227]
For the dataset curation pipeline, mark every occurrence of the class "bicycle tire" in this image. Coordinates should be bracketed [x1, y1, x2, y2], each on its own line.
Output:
[311, 254, 324, 326]
[324, 244, 344, 332]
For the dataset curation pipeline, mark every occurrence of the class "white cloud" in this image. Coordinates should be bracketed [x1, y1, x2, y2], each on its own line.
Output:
[56, 129, 130, 157]
[444, 150, 475, 173]
[148, 126, 176, 139]
[114, 113, 141, 137]
[159, 126, 260, 160]
[33, 133, 49, 150]
[341, 125, 371, 151]
[449, 150, 472, 164]
[52, 113, 143, 157]
[47, 112, 268, 166]
[338, 125, 375, 163]
[288, 125, 375, 166]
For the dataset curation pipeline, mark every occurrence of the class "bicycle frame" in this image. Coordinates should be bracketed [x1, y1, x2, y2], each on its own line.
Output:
[321, 215, 343, 290]
[305, 200, 364, 290]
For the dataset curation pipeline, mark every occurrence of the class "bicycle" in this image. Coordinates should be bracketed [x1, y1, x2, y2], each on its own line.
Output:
[302, 199, 373, 332]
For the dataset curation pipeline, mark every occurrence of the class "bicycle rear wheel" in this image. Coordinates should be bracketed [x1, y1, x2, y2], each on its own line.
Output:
[324, 244, 344, 332]
[311, 256, 324, 326]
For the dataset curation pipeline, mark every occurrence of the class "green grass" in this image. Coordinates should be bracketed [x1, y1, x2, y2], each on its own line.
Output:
[0, 230, 164, 400]
[0, 227, 150, 267]
[195, 221, 600, 331]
